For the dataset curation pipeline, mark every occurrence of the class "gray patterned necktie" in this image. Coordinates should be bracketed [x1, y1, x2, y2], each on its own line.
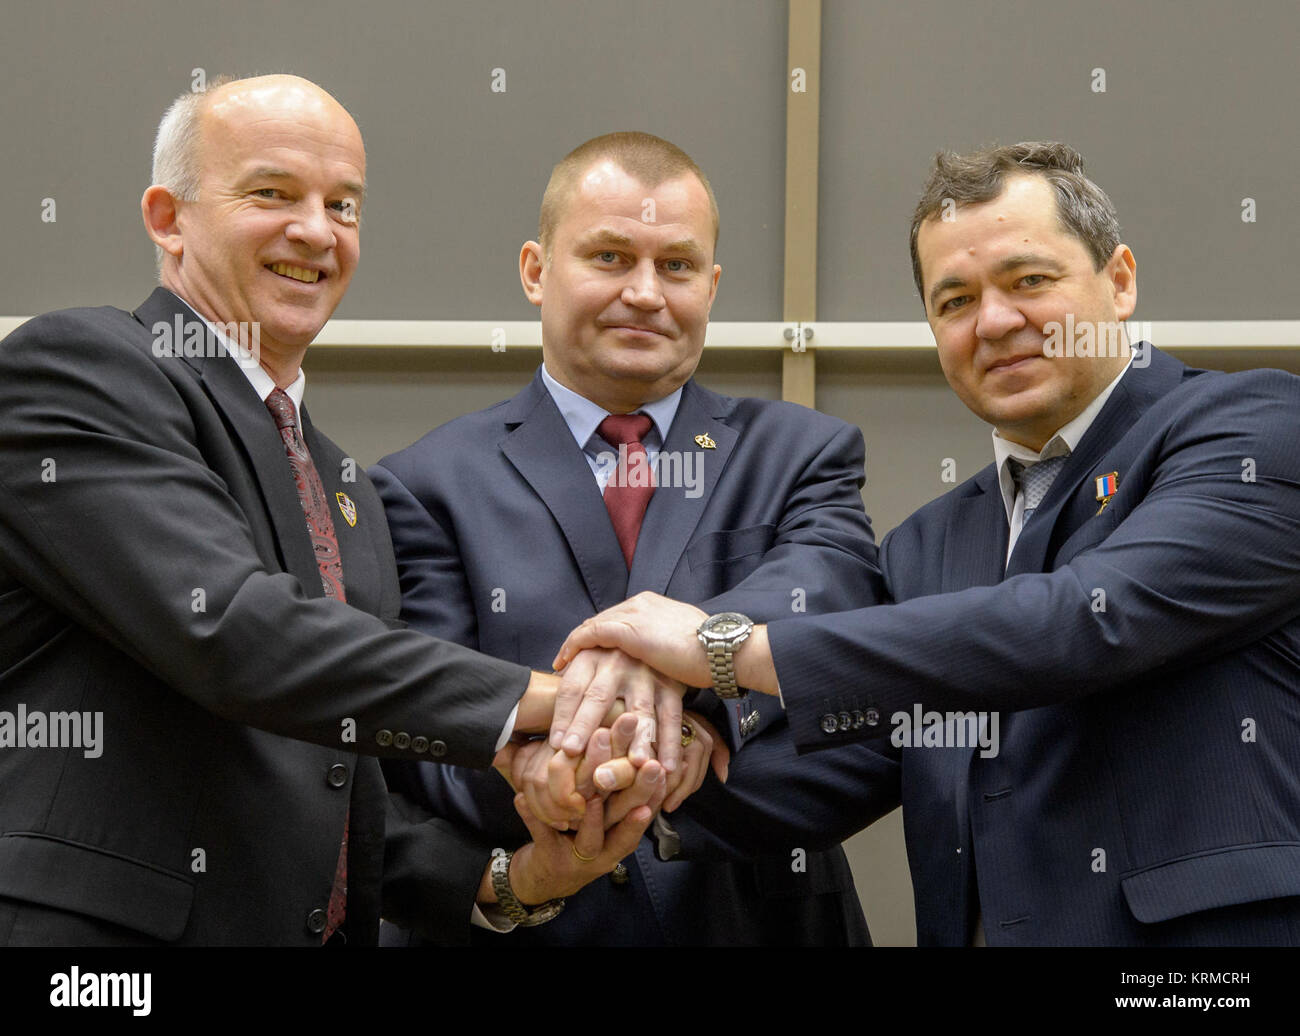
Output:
[1008, 454, 1069, 523]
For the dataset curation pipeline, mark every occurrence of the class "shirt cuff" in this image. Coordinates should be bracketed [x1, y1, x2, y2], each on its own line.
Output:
[495, 704, 520, 752]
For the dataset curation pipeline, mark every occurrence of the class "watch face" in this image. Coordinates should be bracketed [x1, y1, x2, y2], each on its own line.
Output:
[713, 618, 743, 634]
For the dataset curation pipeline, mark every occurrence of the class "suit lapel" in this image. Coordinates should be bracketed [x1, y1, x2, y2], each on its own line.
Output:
[133, 289, 324, 593]
[1006, 347, 1188, 577]
[942, 469, 1007, 593]
[628, 381, 737, 595]
[302, 412, 380, 614]
[500, 376, 629, 612]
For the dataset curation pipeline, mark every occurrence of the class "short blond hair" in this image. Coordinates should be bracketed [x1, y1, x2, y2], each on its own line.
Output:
[538, 132, 719, 259]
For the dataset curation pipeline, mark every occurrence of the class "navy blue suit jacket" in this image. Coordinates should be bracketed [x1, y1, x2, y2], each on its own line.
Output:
[769, 346, 1300, 945]
[371, 372, 899, 946]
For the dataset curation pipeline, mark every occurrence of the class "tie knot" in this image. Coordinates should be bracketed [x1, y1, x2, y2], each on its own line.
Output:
[598, 413, 652, 448]
[1008, 454, 1069, 514]
[265, 388, 298, 431]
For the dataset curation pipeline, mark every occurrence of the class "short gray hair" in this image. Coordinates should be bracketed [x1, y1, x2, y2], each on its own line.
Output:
[150, 77, 234, 268]
[909, 141, 1122, 305]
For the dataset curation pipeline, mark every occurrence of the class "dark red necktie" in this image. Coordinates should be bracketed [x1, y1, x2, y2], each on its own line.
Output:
[264, 388, 349, 943]
[598, 413, 655, 568]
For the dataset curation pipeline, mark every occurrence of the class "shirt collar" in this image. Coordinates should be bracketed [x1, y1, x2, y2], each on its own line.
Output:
[992, 354, 1133, 524]
[540, 363, 682, 451]
[176, 296, 306, 413]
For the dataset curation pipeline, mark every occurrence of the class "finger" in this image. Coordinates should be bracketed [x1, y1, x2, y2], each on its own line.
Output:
[606, 758, 665, 826]
[600, 803, 655, 862]
[522, 744, 581, 829]
[512, 793, 556, 847]
[609, 711, 638, 760]
[575, 727, 612, 799]
[555, 651, 620, 756]
[592, 757, 637, 798]
[547, 649, 597, 751]
[542, 747, 586, 825]
[663, 726, 709, 813]
[572, 798, 605, 862]
[655, 683, 684, 775]
[685, 711, 730, 784]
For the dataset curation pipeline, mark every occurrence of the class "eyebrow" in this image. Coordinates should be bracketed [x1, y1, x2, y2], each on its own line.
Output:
[927, 253, 1066, 310]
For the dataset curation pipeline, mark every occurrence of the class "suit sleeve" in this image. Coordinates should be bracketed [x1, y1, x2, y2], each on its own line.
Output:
[671, 419, 901, 857]
[369, 460, 528, 942]
[0, 312, 529, 769]
[768, 371, 1300, 751]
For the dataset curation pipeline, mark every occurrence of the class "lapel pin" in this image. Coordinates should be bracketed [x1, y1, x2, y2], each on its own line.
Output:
[336, 491, 358, 528]
[1094, 471, 1119, 515]
[694, 433, 716, 449]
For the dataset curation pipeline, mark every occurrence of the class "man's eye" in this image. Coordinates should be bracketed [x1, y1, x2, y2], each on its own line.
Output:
[596, 252, 619, 263]
[939, 295, 971, 313]
[662, 259, 690, 273]
[252, 188, 279, 199]
[1019, 274, 1046, 288]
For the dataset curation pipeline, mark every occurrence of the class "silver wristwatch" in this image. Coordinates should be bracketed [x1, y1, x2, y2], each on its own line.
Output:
[696, 611, 754, 699]
[490, 850, 565, 927]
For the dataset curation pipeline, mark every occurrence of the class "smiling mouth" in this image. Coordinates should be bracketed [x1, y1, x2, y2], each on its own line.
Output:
[987, 354, 1041, 373]
[267, 262, 323, 284]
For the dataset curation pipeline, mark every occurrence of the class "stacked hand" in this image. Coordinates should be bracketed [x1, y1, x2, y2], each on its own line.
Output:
[486, 646, 729, 912]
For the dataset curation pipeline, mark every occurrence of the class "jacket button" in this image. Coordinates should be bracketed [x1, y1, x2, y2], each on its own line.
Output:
[864, 708, 880, 727]
[852, 710, 866, 729]
[375, 729, 393, 747]
[326, 764, 348, 788]
[837, 712, 852, 732]
[411, 736, 429, 753]
[429, 740, 447, 758]
[610, 862, 629, 885]
[393, 731, 411, 750]
[305, 909, 327, 935]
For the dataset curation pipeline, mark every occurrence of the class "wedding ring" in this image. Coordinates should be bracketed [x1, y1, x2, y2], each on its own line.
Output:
[571, 843, 597, 863]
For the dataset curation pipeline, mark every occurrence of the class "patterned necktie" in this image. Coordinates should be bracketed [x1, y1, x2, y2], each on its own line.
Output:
[1008, 454, 1069, 523]
[598, 413, 655, 568]
[264, 387, 349, 943]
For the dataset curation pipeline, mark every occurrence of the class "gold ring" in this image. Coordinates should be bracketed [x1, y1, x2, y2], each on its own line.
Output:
[571, 843, 597, 863]
[680, 722, 696, 748]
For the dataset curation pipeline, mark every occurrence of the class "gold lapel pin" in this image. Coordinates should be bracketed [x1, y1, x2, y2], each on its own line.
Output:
[336, 492, 358, 528]
[694, 433, 716, 449]
[1094, 471, 1119, 516]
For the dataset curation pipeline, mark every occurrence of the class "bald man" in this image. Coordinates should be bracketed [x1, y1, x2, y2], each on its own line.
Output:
[0, 75, 657, 947]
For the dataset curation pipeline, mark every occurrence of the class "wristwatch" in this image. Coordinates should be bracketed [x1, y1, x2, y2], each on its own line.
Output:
[696, 611, 754, 699]
[490, 849, 565, 927]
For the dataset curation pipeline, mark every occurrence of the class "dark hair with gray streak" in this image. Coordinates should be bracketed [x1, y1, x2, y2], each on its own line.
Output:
[909, 141, 1122, 306]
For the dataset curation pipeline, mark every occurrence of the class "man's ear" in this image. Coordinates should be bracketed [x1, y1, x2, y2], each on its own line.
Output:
[1108, 243, 1137, 322]
[519, 240, 545, 307]
[142, 186, 184, 260]
[707, 263, 721, 311]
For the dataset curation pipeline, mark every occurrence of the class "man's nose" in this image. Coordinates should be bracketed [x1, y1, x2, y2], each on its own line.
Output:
[285, 200, 337, 252]
[621, 259, 664, 308]
[975, 289, 1027, 342]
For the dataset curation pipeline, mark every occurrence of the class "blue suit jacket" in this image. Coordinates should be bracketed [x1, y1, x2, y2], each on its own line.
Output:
[769, 346, 1300, 945]
[371, 372, 899, 946]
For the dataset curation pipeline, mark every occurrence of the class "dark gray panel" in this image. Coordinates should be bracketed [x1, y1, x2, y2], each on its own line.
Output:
[1, 0, 787, 320]
[819, 0, 1299, 320]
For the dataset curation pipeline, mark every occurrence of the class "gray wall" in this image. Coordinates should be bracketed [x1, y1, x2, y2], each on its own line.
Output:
[4, 0, 1297, 946]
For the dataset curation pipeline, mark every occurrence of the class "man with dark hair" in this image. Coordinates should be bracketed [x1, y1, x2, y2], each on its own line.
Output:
[372, 131, 898, 946]
[555, 140, 1300, 946]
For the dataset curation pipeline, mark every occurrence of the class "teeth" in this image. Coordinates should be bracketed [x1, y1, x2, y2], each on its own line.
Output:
[269, 263, 320, 283]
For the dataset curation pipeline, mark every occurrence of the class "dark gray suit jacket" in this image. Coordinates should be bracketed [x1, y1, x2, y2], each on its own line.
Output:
[0, 288, 529, 945]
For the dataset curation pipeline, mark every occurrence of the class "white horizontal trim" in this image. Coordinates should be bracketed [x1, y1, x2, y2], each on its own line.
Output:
[2, 317, 1297, 349]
